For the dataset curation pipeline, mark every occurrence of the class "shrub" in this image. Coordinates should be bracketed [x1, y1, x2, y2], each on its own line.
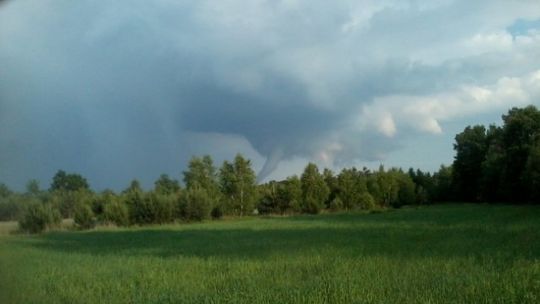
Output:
[182, 188, 212, 221]
[0, 196, 24, 221]
[302, 196, 323, 214]
[19, 202, 61, 234]
[358, 192, 376, 210]
[125, 191, 176, 225]
[329, 197, 344, 211]
[397, 176, 416, 207]
[74, 203, 95, 230]
[211, 205, 223, 219]
[104, 199, 130, 227]
[148, 193, 176, 224]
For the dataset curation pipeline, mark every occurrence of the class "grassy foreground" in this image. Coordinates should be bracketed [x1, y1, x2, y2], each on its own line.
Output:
[1, 204, 540, 303]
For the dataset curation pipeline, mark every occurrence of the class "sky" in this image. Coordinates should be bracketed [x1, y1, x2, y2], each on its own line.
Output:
[1, 0, 540, 191]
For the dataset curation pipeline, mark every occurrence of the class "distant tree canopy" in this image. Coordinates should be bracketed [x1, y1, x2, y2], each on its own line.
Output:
[219, 154, 258, 216]
[50, 170, 90, 192]
[452, 105, 540, 203]
[0, 183, 12, 198]
[300, 163, 330, 214]
[154, 174, 181, 195]
[183, 155, 220, 197]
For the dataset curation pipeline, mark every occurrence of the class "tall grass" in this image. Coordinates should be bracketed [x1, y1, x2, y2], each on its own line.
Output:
[1, 204, 539, 303]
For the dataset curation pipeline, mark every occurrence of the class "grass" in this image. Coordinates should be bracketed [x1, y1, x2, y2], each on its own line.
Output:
[1, 204, 539, 303]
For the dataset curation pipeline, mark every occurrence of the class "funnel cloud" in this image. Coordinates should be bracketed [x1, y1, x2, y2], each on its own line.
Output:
[1, 1, 540, 190]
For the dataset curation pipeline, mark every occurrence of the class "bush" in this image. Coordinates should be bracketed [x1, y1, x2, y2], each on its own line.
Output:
[329, 197, 343, 211]
[74, 203, 95, 230]
[182, 188, 212, 221]
[0, 197, 24, 221]
[302, 196, 323, 214]
[148, 193, 176, 224]
[358, 192, 376, 210]
[125, 191, 176, 225]
[211, 205, 223, 219]
[104, 199, 130, 227]
[19, 202, 61, 234]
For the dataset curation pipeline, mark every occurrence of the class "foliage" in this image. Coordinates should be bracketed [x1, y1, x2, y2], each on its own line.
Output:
[73, 203, 95, 229]
[284, 176, 302, 213]
[372, 166, 400, 206]
[25, 180, 41, 196]
[219, 154, 258, 216]
[0, 194, 30, 221]
[181, 187, 213, 221]
[125, 189, 176, 225]
[328, 196, 343, 211]
[432, 165, 453, 202]
[50, 170, 90, 192]
[452, 125, 488, 201]
[211, 205, 223, 220]
[357, 192, 376, 210]
[154, 174, 181, 195]
[396, 172, 416, 207]
[146, 192, 177, 224]
[322, 168, 338, 207]
[50, 189, 93, 219]
[336, 168, 369, 210]
[124, 180, 142, 194]
[103, 198, 130, 227]
[183, 156, 220, 196]
[452, 105, 540, 203]
[124, 187, 146, 224]
[18, 201, 61, 234]
[0, 183, 13, 198]
[300, 163, 329, 214]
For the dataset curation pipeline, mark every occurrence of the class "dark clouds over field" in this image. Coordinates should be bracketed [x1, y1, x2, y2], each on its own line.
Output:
[1, 0, 540, 190]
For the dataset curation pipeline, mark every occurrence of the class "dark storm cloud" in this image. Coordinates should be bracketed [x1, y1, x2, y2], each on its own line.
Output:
[1, 0, 540, 190]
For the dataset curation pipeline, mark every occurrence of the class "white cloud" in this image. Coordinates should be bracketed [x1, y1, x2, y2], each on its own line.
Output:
[357, 70, 540, 138]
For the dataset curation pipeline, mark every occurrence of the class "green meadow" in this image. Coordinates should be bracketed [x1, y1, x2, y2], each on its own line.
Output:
[1, 204, 539, 303]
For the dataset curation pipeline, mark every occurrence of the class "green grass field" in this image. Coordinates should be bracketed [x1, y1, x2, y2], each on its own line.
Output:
[1, 204, 539, 303]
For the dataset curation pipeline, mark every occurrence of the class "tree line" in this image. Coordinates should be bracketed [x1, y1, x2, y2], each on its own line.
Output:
[452, 105, 540, 203]
[1, 105, 538, 233]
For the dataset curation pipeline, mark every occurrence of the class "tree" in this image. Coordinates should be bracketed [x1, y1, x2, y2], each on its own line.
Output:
[0, 183, 12, 198]
[123, 183, 145, 224]
[219, 154, 258, 216]
[26, 179, 41, 196]
[300, 163, 329, 214]
[124, 179, 142, 194]
[180, 187, 213, 221]
[18, 201, 61, 234]
[409, 169, 435, 204]
[103, 197, 130, 226]
[432, 165, 453, 202]
[336, 168, 369, 210]
[373, 166, 399, 207]
[452, 125, 488, 201]
[479, 125, 505, 202]
[50, 189, 93, 218]
[183, 155, 220, 198]
[323, 168, 337, 207]
[523, 140, 540, 202]
[499, 106, 540, 201]
[284, 175, 302, 213]
[257, 181, 281, 214]
[50, 170, 90, 192]
[74, 202, 95, 229]
[154, 174, 180, 195]
[329, 197, 344, 211]
[396, 171, 416, 207]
